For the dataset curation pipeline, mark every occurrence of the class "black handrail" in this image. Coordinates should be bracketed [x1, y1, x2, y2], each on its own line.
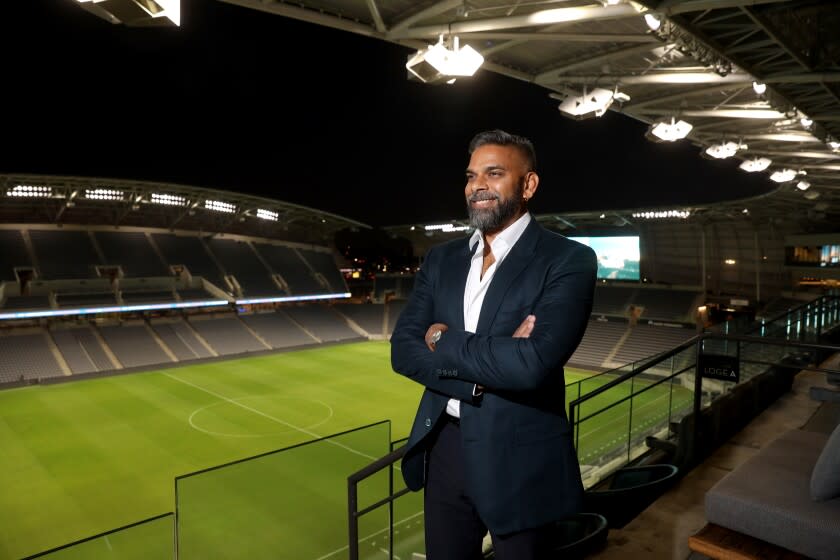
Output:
[750, 294, 839, 332]
[348, 445, 407, 560]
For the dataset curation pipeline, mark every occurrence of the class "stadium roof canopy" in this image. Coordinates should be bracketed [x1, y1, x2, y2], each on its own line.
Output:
[0, 174, 370, 244]
[205, 0, 840, 228]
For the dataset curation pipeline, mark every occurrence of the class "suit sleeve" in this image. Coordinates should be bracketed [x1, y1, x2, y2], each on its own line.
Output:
[390, 245, 478, 401]
[433, 243, 596, 392]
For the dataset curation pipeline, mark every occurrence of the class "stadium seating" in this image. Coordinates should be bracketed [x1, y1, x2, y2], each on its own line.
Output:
[610, 324, 696, 367]
[333, 302, 385, 337]
[151, 234, 230, 293]
[98, 323, 173, 368]
[150, 319, 214, 359]
[1, 295, 51, 310]
[252, 243, 324, 294]
[94, 231, 170, 277]
[0, 331, 65, 381]
[238, 311, 318, 348]
[205, 238, 283, 297]
[29, 230, 102, 279]
[297, 248, 347, 294]
[187, 314, 268, 355]
[567, 320, 628, 369]
[50, 326, 117, 373]
[0, 229, 31, 281]
[281, 305, 362, 343]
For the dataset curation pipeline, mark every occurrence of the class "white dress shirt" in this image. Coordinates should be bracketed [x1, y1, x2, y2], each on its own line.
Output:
[446, 212, 532, 418]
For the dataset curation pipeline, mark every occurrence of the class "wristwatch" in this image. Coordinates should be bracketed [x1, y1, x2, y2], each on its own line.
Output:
[430, 330, 442, 345]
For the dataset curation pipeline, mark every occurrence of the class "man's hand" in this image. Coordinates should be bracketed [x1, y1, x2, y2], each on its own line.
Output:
[425, 323, 448, 351]
[513, 314, 536, 338]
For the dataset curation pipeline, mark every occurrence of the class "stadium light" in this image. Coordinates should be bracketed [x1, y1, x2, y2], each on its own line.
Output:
[74, 0, 180, 26]
[151, 193, 187, 206]
[644, 12, 661, 31]
[646, 116, 693, 142]
[631, 210, 690, 219]
[752, 81, 767, 95]
[704, 141, 746, 160]
[738, 157, 772, 172]
[85, 188, 124, 201]
[406, 35, 484, 84]
[557, 87, 628, 120]
[256, 209, 279, 221]
[803, 190, 820, 200]
[205, 200, 236, 213]
[6, 185, 52, 198]
[424, 223, 471, 232]
[796, 180, 811, 191]
[769, 168, 797, 183]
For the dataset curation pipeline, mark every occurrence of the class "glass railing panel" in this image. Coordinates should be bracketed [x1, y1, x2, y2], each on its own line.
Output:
[390, 463, 425, 560]
[24, 513, 173, 560]
[575, 397, 631, 489]
[176, 421, 390, 560]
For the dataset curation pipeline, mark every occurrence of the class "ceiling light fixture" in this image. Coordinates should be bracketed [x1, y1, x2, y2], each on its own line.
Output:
[796, 181, 811, 191]
[738, 157, 772, 172]
[704, 141, 746, 159]
[647, 116, 692, 142]
[644, 12, 661, 31]
[556, 87, 622, 120]
[769, 169, 797, 183]
[752, 81, 767, 95]
[406, 35, 484, 84]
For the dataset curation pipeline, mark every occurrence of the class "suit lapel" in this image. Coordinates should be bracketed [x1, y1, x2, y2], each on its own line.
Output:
[476, 219, 540, 333]
[441, 237, 474, 331]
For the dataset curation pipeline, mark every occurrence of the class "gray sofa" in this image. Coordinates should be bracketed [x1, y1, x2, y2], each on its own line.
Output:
[704, 425, 840, 560]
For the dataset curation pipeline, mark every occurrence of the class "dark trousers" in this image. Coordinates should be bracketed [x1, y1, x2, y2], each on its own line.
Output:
[424, 417, 553, 560]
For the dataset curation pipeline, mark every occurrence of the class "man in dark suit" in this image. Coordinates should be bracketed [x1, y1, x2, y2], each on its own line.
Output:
[390, 129, 597, 559]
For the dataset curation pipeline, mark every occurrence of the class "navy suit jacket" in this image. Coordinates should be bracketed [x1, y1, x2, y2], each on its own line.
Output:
[390, 217, 597, 535]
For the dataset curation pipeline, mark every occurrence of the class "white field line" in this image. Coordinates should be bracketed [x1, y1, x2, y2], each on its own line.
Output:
[577, 389, 675, 442]
[314, 511, 424, 560]
[164, 372, 382, 463]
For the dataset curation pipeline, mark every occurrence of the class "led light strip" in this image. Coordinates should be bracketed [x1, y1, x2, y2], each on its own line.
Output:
[236, 292, 352, 305]
[0, 299, 229, 321]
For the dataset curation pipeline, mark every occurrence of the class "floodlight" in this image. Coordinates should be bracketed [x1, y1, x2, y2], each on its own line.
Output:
[769, 168, 797, 183]
[752, 81, 767, 95]
[796, 181, 811, 191]
[406, 35, 484, 84]
[644, 13, 661, 31]
[557, 87, 614, 120]
[803, 190, 820, 200]
[6, 185, 52, 198]
[704, 141, 746, 159]
[647, 117, 693, 142]
[738, 157, 772, 172]
[74, 0, 180, 26]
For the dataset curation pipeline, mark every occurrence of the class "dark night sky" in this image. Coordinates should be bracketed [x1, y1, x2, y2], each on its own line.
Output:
[1, 1, 774, 228]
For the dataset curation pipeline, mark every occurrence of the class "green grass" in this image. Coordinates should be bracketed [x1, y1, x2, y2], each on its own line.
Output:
[0, 341, 689, 559]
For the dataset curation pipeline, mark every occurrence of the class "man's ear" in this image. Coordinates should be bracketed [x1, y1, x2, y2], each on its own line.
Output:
[523, 171, 539, 201]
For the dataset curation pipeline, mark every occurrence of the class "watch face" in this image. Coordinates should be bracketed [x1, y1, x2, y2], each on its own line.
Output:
[431, 330, 442, 344]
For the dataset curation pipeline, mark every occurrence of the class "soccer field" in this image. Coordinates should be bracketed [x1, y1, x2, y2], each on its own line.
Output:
[0, 340, 688, 559]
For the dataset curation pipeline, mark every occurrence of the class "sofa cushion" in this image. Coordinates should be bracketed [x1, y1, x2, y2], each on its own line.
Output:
[811, 423, 840, 501]
[705, 428, 840, 560]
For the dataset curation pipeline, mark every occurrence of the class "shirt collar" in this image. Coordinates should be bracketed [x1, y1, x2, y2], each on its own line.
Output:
[469, 212, 531, 256]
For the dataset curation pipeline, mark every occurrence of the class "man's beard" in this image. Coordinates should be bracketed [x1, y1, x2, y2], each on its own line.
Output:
[466, 184, 524, 233]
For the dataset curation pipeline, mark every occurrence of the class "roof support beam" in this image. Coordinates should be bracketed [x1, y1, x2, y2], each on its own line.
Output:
[388, 4, 639, 39]
[536, 44, 660, 83]
[388, 0, 463, 33]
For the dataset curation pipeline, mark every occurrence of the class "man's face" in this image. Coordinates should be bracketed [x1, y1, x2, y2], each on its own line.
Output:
[465, 144, 533, 234]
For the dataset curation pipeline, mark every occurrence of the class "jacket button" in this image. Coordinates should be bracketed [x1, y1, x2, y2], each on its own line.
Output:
[425, 418, 432, 427]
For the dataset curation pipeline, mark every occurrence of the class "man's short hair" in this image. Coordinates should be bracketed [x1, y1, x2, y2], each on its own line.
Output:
[468, 129, 537, 172]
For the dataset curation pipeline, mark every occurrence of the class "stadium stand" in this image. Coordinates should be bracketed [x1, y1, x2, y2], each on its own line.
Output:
[187, 313, 268, 355]
[385, 299, 407, 334]
[55, 292, 117, 308]
[49, 325, 117, 373]
[297, 248, 347, 293]
[252, 243, 323, 294]
[204, 237, 282, 297]
[334, 302, 385, 337]
[98, 322, 173, 368]
[567, 320, 628, 369]
[239, 311, 318, 348]
[29, 229, 101, 279]
[150, 318, 215, 359]
[177, 288, 219, 301]
[281, 304, 361, 342]
[151, 233, 230, 293]
[94, 231, 170, 277]
[592, 285, 638, 316]
[0, 331, 65, 381]
[1, 295, 51, 310]
[0, 229, 32, 281]
[610, 324, 697, 367]
[633, 288, 703, 322]
[121, 289, 178, 304]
